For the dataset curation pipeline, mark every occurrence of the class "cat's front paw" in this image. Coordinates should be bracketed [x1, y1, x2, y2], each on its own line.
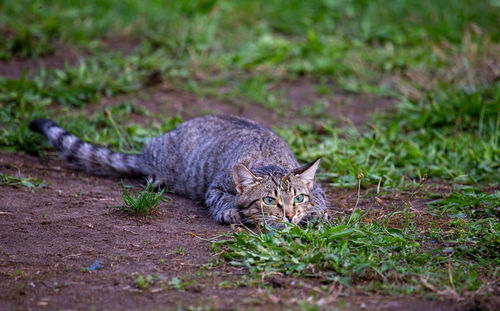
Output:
[219, 208, 244, 225]
[147, 175, 165, 188]
[300, 207, 329, 224]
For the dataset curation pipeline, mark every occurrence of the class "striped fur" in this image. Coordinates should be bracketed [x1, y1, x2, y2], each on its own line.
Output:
[30, 115, 328, 227]
[29, 119, 145, 176]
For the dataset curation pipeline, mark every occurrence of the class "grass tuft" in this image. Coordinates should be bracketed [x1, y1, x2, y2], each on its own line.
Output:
[112, 183, 166, 217]
[0, 172, 46, 189]
[134, 274, 154, 289]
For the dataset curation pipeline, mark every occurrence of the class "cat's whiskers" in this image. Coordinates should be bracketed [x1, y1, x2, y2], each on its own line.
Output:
[240, 213, 282, 226]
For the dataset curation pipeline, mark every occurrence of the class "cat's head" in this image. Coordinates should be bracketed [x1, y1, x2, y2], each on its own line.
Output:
[232, 159, 324, 229]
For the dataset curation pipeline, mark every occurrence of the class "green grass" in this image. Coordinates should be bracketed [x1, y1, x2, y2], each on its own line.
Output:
[0, 172, 46, 189]
[219, 203, 498, 295]
[133, 273, 196, 291]
[0, 76, 182, 155]
[1, 0, 500, 101]
[427, 190, 500, 219]
[4, 0, 499, 54]
[0, 49, 169, 107]
[134, 274, 154, 289]
[277, 83, 500, 187]
[112, 183, 167, 217]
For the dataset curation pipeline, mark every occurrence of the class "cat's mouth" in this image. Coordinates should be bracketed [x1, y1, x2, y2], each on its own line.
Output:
[252, 214, 303, 230]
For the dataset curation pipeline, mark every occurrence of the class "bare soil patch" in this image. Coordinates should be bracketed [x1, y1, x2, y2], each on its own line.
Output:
[0, 47, 85, 80]
[285, 79, 397, 127]
[93, 82, 285, 128]
[0, 37, 140, 80]
[81, 78, 397, 131]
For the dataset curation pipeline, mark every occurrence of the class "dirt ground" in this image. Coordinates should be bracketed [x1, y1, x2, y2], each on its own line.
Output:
[0, 53, 491, 310]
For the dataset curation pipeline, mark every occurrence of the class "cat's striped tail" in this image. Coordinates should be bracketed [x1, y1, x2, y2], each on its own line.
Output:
[29, 119, 146, 176]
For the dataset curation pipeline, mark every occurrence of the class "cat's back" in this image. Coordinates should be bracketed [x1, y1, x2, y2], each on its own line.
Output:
[164, 114, 284, 151]
[166, 114, 291, 159]
[176, 114, 271, 137]
[142, 115, 298, 198]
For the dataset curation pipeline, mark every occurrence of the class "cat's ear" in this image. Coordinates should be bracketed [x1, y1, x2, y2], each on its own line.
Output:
[293, 158, 321, 189]
[233, 164, 262, 193]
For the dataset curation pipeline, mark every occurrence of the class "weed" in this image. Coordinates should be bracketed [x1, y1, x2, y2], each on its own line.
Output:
[217, 281, 229, 288]
[168, 276, 196, 291]
[176, 246, 185, 255]
[15, 268, 26, 278]
[112, 183, 166, 217]
[134, 274, 154, 289]
[0, 172, 46, 189]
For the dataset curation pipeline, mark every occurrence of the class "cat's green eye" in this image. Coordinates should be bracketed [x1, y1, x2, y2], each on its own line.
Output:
[294, 194, 304, 203]
[262, 197, 276, 205]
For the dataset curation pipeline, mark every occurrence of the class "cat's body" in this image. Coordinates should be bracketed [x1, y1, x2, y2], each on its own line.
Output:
[30, 115, 327, 227]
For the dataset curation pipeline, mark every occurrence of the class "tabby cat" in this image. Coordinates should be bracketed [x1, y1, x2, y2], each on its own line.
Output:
[30, 115, 327, 228]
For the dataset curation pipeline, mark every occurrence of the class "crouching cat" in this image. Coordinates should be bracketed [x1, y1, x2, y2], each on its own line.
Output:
[30, 115, 328, 228]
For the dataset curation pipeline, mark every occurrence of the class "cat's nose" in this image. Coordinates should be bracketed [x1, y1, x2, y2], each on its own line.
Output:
[286, 212, 295, 222]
